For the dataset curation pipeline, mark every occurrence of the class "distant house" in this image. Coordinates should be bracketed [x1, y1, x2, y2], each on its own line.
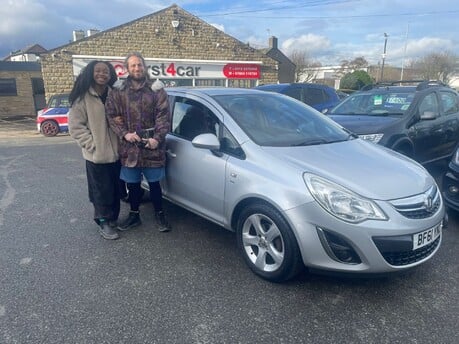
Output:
[259, 36, 295, 83]
[3, 44, 48, 62]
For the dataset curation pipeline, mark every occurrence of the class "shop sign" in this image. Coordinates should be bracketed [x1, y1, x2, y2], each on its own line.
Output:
[72, 56, 262, 80]
[222, 63, 261, 79]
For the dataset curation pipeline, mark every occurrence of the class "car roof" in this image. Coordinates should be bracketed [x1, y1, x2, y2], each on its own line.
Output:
[255, 83, 331, 90]
[359, 86, 417, 94]
[166, 87, 268, 97]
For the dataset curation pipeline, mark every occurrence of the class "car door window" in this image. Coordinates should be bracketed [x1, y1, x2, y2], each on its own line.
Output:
[171, 97, 244, 158]
[284, 87, 302, 102]
[418, 93, 439, 118]
[304, 87, 325, 105]
[440, 91, 459, 116]
[172, 99, 216, 140]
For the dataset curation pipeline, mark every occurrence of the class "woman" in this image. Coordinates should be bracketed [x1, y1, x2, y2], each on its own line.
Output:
[69, 61, 120, 240]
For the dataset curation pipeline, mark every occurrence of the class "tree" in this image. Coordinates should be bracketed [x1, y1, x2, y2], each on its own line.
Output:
[410, 51, 458, 84]
[288, 50, 322, 82]
[340, 70, 372, 90]
[335, 57, 369, 77]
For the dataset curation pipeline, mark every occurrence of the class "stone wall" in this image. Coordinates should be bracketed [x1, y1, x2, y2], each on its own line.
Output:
[40, 5, 278, 100]
[0, 70, 42, 117]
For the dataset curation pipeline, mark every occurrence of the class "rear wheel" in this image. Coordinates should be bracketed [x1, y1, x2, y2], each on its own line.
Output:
[236, 203, 303, 282]
[41, 120, 59, 137]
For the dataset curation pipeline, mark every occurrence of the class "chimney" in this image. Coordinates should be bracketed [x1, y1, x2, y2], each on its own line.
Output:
[72, 30, 85, 41]
[87, 29, 100, 37]
[269, 36, 278, 49]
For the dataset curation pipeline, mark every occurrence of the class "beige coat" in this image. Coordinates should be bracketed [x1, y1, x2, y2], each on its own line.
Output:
[69, 87, 119, 164]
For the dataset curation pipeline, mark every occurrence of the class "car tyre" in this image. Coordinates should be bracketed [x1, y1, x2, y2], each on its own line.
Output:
[236, 203, 303, 282]
[41, 120, 59, 137]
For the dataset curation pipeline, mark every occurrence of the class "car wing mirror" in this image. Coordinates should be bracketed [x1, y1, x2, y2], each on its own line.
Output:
[192, 133, 220, 150]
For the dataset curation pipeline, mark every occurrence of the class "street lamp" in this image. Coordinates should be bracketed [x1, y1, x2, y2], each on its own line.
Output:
[380, 33, 388, 81]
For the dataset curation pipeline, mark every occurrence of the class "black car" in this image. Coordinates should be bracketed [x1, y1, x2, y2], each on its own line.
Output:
[327, 80, 459, 165]
[255, 83, 341, 112]
[442, 147, 459, 211]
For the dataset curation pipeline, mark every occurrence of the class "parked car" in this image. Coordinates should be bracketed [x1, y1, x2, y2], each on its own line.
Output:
[326, 80, 459, 165]
[36, 93, 70, 137]
[143, 87, 444, 282]
[442, 147, 459, 211]
[254, 83, 341, 112]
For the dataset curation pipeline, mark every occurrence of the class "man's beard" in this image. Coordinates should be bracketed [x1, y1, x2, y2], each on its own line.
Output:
[130, 74, 146, 82]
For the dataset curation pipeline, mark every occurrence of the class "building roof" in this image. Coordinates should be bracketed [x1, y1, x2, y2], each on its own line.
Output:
[3, 44, 48, 61]
[0, 61, 42, 72]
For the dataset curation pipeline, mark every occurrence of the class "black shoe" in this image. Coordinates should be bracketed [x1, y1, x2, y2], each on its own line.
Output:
[155, 211, 171, 232]
[98, 221, 120, 240]
[118, 211, 141, 231]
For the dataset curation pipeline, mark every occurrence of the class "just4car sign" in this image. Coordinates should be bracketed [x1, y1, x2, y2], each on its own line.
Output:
[72, 56, 262, 80]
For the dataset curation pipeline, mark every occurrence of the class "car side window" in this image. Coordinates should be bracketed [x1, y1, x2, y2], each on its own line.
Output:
[304, 88, 326, 105]
[172, 98, 216, 140]
[418, 93, 439, 118]
[171, 96, 244, 158]
[440, 91, 459, 116]
[284, 88, 302, 102]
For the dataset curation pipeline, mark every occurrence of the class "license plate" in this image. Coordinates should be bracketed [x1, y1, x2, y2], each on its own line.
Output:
[412, 223, 441, 250]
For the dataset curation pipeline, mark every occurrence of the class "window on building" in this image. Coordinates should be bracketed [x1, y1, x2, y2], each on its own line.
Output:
[0, 78, 17, 96]
[228, 79, 257, 88]
[195, 79, 225, 87]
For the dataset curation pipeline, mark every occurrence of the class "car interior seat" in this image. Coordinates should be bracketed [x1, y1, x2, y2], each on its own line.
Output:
[177, 105, 210, 140]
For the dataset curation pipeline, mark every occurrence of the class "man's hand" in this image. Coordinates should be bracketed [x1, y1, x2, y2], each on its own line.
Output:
[145, 138, 159, 149]
[124, 132, 141, 143]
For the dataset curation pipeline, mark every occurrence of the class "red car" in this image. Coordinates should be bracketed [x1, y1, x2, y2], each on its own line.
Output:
[36, 93, 70, 136]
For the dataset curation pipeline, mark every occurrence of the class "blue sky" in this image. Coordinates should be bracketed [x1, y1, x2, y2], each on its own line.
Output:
[2, 0, 458, 67]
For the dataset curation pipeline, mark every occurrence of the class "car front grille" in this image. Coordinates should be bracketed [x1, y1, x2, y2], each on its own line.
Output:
[376, 237, 440, 266]
[389, 185, 441, 219]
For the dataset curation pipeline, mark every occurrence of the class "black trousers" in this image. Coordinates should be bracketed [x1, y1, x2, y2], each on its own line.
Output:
[85, 160, 121, 223]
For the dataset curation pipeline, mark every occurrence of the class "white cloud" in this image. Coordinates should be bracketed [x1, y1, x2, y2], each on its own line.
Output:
[281, 34, 331, 56]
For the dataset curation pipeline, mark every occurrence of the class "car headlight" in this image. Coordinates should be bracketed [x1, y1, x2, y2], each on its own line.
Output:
[304, 174, 388, 223]
[358, 133, 383, 143]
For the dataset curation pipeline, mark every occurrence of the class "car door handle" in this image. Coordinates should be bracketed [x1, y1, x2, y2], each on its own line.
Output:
[166, 149, 176, 158]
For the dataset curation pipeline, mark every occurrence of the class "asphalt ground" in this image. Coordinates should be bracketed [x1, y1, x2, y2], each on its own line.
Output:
[0, 115, 457, 343]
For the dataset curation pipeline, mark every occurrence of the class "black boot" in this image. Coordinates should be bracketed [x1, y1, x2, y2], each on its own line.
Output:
[98, 219, 120, 240]
[155, 211, 171, 232]
[117, 211, 141, 231]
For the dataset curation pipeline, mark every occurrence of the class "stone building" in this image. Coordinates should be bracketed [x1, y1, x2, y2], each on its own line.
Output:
[0, 61, 45, 117]
[40, 4, 288, 101]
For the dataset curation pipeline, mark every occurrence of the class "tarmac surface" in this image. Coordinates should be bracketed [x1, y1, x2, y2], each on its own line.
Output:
[0, 115, 41, 139]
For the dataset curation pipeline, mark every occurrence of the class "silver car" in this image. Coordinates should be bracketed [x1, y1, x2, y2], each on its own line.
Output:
[150, 87, 444, 282]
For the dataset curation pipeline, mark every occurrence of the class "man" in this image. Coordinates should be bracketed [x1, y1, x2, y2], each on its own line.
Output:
[105, 52, 171, 232]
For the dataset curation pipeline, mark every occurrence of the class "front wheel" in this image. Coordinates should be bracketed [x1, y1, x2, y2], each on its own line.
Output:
[236, 203, 303, 282]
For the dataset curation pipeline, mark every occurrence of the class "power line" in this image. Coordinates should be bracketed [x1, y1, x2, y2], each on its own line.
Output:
[197, 0, 357, 17]
[199, 8, 459, 20]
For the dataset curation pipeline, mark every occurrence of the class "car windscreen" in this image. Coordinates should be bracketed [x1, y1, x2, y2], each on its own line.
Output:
[329, 91, 413, 116]
[213, 93, 351, 147]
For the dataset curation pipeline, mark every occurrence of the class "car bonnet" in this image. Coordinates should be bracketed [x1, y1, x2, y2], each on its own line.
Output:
[261, 139, 433, 201]
[328, 114, 399, 134]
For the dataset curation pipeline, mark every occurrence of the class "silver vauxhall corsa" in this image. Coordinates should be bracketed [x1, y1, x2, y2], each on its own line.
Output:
[153, 87, 444, 282]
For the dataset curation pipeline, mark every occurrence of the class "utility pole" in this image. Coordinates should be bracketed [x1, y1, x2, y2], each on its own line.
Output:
[400, 24, 410, 81]
[380, 33, 388, 81]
